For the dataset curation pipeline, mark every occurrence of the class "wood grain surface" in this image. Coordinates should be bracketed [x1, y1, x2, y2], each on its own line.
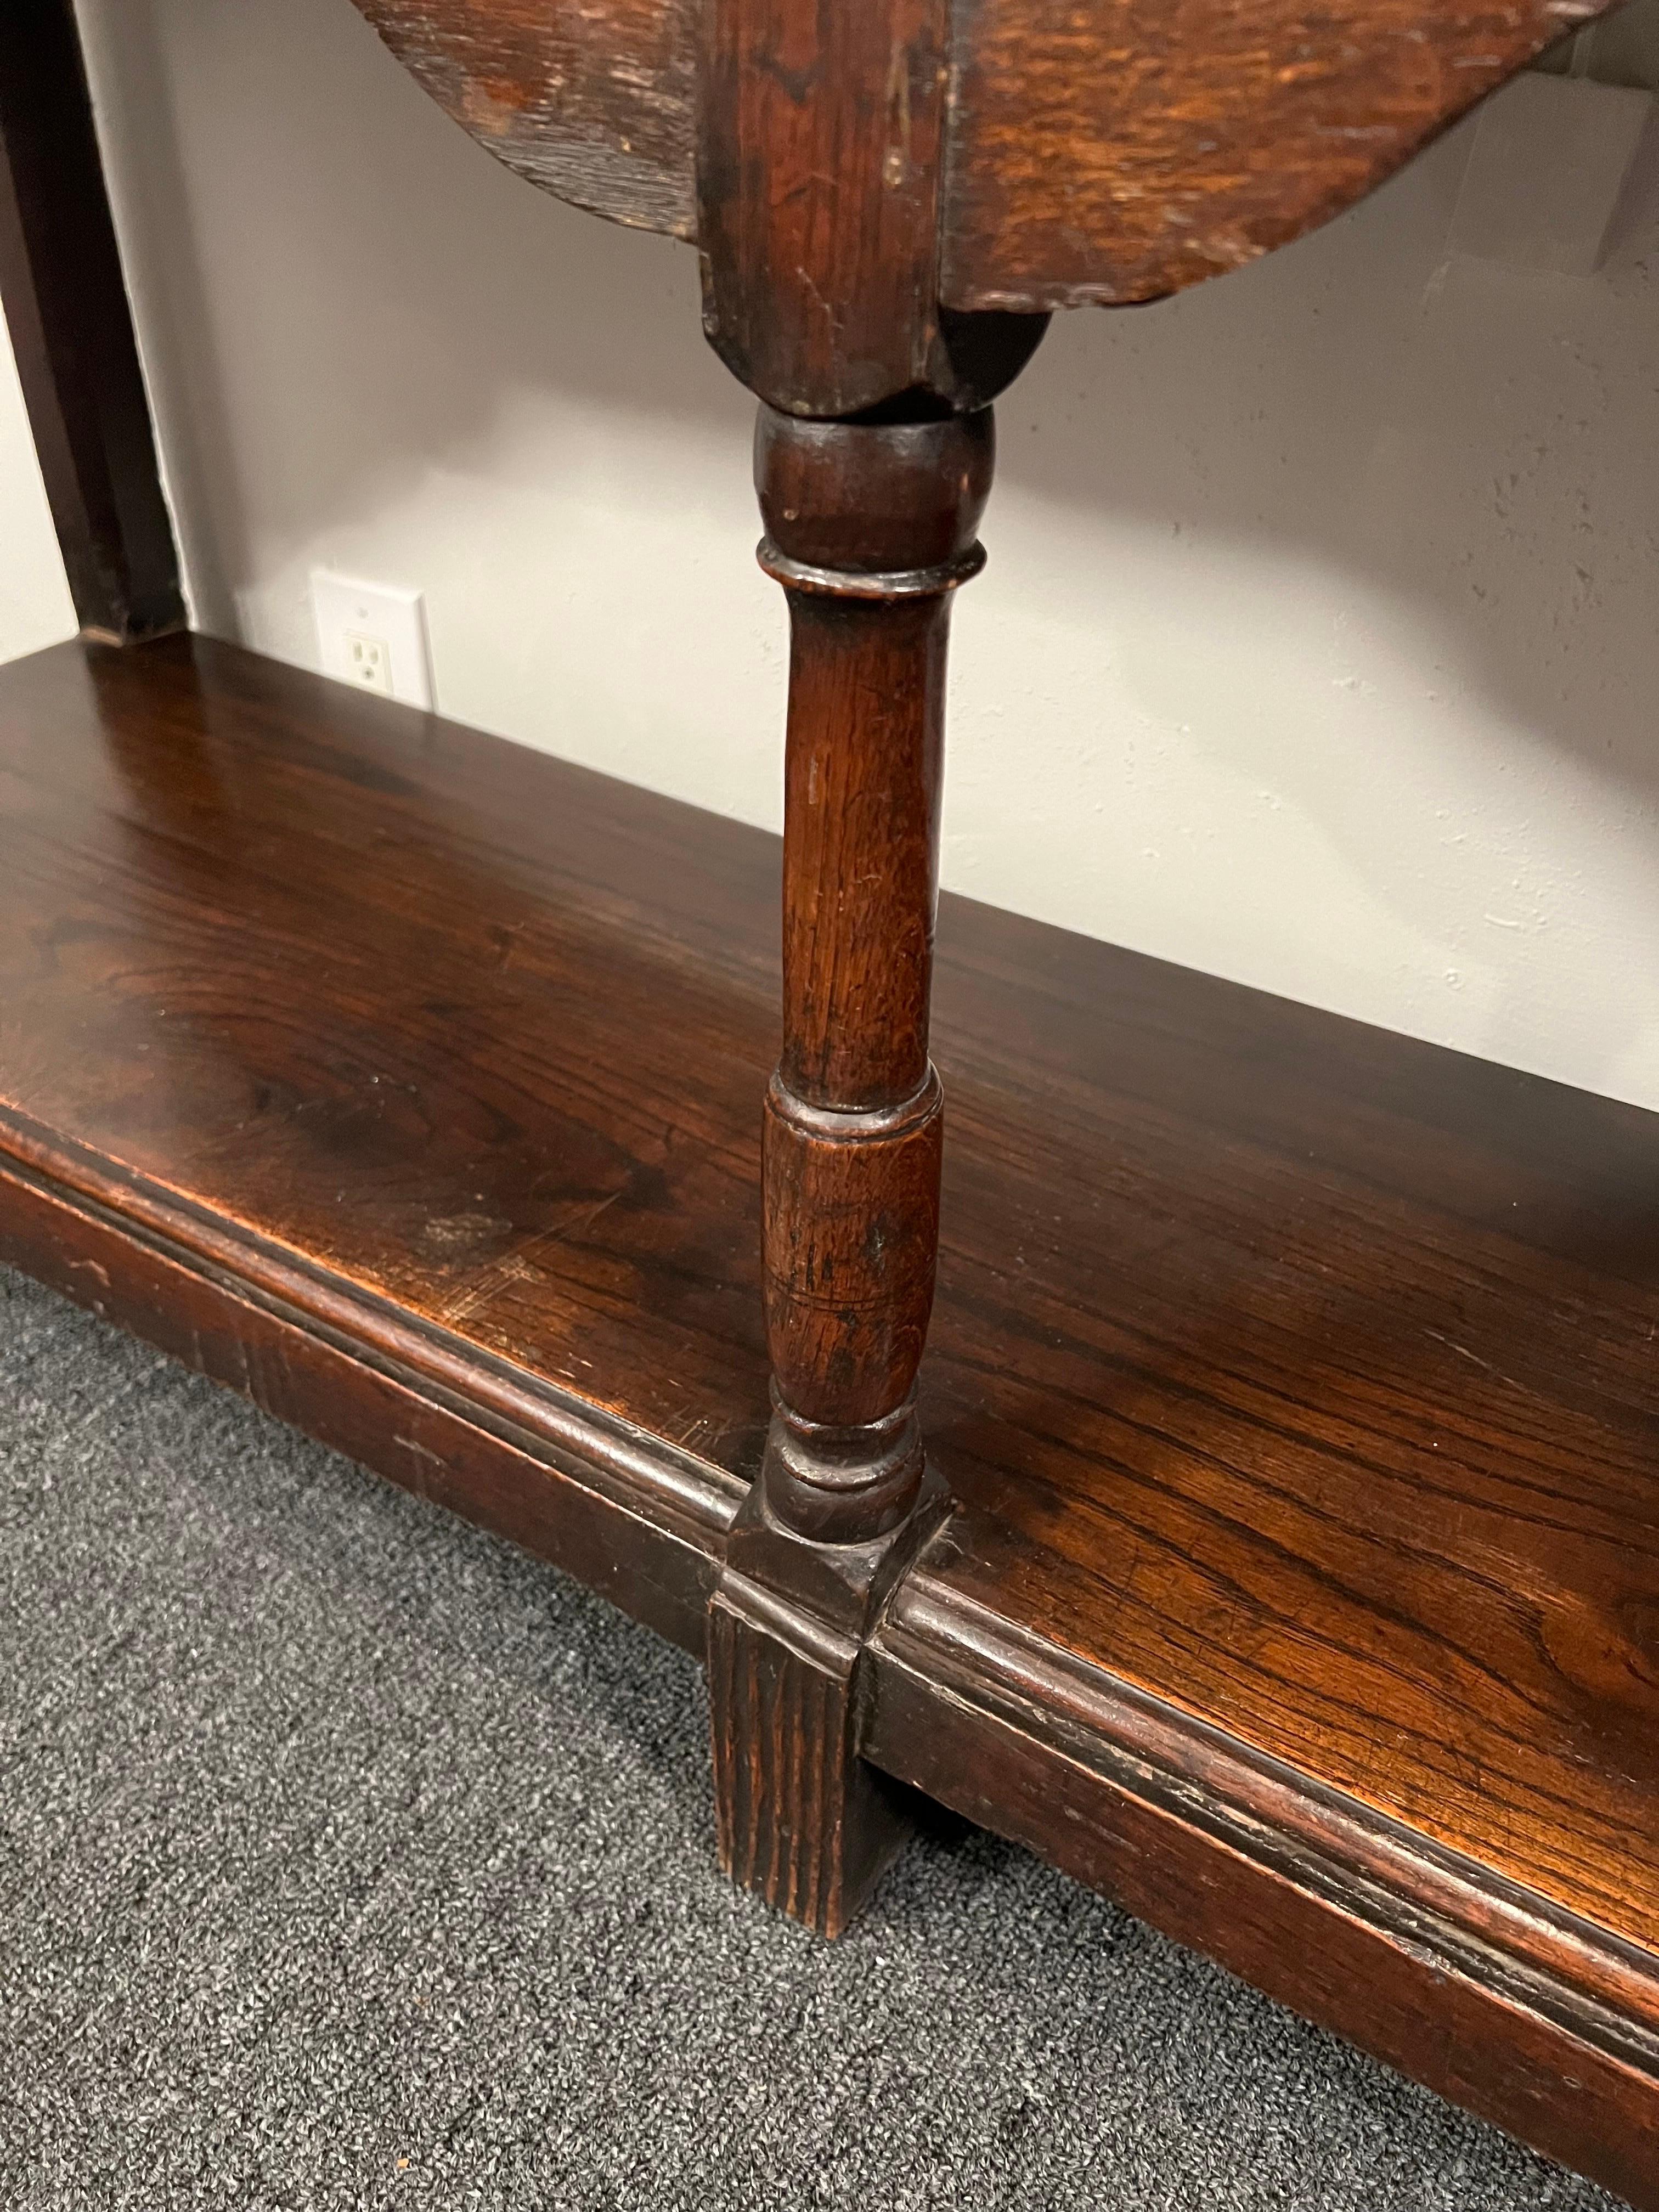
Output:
[868, 1591, 1659, 2205]
[940, 0, 1620, 309]
[3, 633, 1658, 2193]
[344, 0, 1625, 322]
[0, 1115, 738, 1654]
[755, 406, 990, 1537]
[0, 633, 776, 1467]
[696, 0, 949, 411]
[709, 1575, 913, 1937]
[3, 632, 1657, 1948]
[350, 0, 698, 238]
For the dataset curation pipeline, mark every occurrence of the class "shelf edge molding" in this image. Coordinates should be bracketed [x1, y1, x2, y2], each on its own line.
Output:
[2, 1069, 1656, 2207]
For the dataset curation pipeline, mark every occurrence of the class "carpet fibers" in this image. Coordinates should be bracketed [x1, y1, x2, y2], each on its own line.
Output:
[0, 1263, 1628, 2209]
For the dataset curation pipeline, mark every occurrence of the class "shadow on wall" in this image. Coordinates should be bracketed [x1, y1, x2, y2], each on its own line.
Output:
[76, 0, 1659, 1098]
[1002, 114, 1659, 808]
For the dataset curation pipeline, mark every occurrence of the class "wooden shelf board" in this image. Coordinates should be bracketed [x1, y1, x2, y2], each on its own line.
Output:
[2, 633, 1657, 2202]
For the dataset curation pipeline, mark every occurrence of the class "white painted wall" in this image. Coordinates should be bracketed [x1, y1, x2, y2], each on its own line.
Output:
[0, 323, 76, 665]
[43, 0, 1659, 1107]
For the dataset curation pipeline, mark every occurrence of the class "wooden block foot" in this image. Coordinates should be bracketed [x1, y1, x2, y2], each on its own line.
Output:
[708, 1580, 912, 1937]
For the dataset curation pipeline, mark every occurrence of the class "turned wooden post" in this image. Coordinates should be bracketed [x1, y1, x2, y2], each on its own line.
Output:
[757, 403, 992, 1544]
[708, 406, 993, 1932]
[694, 0, 1037, 1938]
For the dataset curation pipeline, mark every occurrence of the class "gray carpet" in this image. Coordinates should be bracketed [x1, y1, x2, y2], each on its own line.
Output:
[0, 1263, 1626, 2211]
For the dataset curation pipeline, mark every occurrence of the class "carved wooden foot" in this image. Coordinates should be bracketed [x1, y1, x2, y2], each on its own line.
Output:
[708, 404, 991, 1932]
[709, 1474, 949, 1936]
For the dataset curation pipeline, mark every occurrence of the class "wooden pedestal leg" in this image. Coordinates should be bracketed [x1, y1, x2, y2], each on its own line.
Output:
[709, 403, 993, 1934]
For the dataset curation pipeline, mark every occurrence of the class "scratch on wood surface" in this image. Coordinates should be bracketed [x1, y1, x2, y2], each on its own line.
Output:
[437, 1191, 626, 1328]
[1424, 1327, 1527, 1397]
[1425, 1327, 1493, 1373]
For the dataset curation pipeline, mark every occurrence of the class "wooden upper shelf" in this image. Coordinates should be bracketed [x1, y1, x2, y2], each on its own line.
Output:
[349, 0, 1616, 308]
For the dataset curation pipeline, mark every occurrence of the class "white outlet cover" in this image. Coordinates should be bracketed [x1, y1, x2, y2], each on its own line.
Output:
[312, 569, 433, 710]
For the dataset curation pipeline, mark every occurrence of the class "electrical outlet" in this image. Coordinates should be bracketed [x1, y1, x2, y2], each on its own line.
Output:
[345, 630, 393, 696]
[312, 570, 433, 709]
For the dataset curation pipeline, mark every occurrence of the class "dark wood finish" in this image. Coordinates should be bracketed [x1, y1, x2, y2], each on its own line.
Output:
[679, 0, 1646, 1987]
[759, 1071, 943, 1547]
[2, 634, 1657, 2197]
[763, 406, 988, 1108]
[710, 1592, 904, 1936]
[0, 1115, 737, 1656]
[918, 972, 1659, 1969]
[695, 0, 948, 413]
[938, 0, 1618, 312]
[763, 1080, 942, 1438]
[704, 409, 996, 1915]
[693, 0, 1045, 414]
[754, 405, 990, 1545]
[345, 0, 1623, 324]
[868, 1588, 1659, 2209]
[9, 0, 1652, 2180]
[351, 0, 699, 240]
[0, 0, 184, 643]
[708, 1473, 945, 1934]
[0, 633, 780, 1467]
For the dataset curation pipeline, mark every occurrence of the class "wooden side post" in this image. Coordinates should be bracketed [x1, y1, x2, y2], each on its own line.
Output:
[0, 0, 184, 644]
[707, 405, 994, 1933]
[693, 0, 1041, 1934]
[757, 404, 991, 1544]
